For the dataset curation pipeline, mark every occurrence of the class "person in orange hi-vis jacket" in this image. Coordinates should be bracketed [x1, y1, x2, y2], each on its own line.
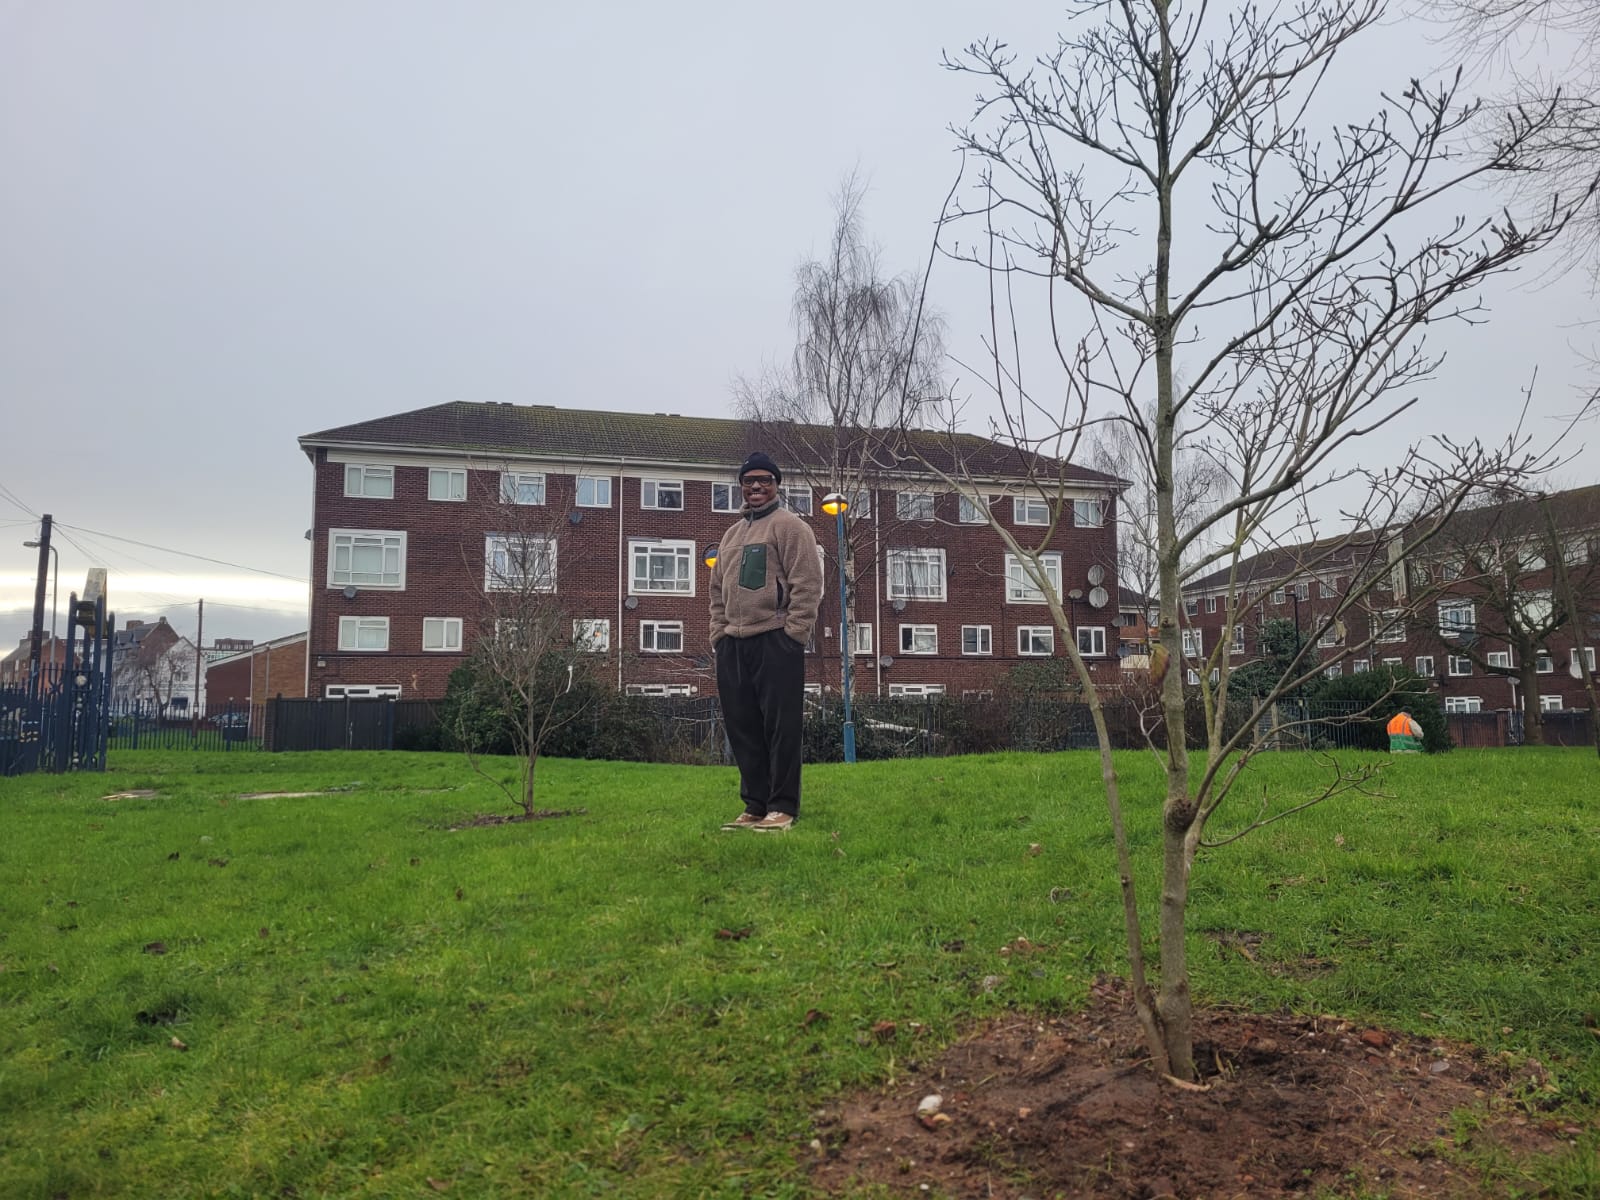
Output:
[1386, 711, 1424, 753]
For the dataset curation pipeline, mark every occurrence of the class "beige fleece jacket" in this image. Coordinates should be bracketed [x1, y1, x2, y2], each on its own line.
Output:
[708, 500, 823, 647]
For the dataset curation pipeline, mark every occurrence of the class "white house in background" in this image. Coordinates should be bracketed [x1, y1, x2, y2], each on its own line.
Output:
[110, 617, 205, 714]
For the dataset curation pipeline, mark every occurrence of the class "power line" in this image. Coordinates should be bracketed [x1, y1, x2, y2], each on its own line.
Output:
[54, 522, 308, 583]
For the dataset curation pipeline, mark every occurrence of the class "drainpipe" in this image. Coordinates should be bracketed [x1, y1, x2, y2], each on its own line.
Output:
[617, 459, 626, 694]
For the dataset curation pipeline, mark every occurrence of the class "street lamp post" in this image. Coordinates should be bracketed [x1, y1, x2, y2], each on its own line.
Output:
[820, 493, 856, 763]
[23, 538, 59, 667]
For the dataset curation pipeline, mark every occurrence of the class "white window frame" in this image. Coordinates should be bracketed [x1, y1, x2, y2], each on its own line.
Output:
[1374, 609, 1405, 643]
[898, 624, 938, 655]
[1415, 655, 1435, 676]
[1184, 599, 1199, 618]
[1324, 663, 1342, 679]
[1205, 596, 1218, 613]
[1186, 668, 1201, 686]
[328, 529, 407, 591]
[429, 467, 467, 502]
[1181, 628, 1203, 658]
[1271, 587, 1286, 604]
[1013, 497, 1050, 526]
[640, 620, 684, 654]
[625, 683, 695, 697]
[422, 617, 462, 652]
[1077, 626, 1107, 657]
[1004, 552, 1061, 604]
[888, 683, 945, 697]
[630, 539, 696, 596]
[1317, 626, 1339, 648]
[887, 548, 947, 602]
[780, 484, 812, 515]
[1573, 647, 1597, 674]
[961, 625, 993, 656]
[851, 623, 873, 655]
[961, 689, 995, 700]
[1231, 625, 1246, 654]
[1017, 626, 1054, 656]
[343, 464, 394, 499]
[640, 479, 685, 511]
[1486, 650, 1513, 670]
[1352, 659, 1370, 674]
[576, 475, 612, 508]
[896, 492, 935, 521]
[1294, 581, 1310, 601]
[324, 683, 401, 699]
[958, 494, 987, 524]
[485, 534, 557, 593]
[573, 619, 610, 652]
[1536, 650, 1554, 674]
[499, 471, 545, 505]
[338, 616, 390, 652]
[1382, 657, 1403, 668]
[711, 482, 741, 513]
[845, 490, 872, 518]
[1073, 497, 1104, 528]
[1444, 695, 1483, 714]
[1447, 655, 1472, 677]
[1439, 600, 1476, 634]
[1540, 694, 1563, 712]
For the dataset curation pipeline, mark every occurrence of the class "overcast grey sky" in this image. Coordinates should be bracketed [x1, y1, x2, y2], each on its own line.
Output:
[3, 1, 1594, 654]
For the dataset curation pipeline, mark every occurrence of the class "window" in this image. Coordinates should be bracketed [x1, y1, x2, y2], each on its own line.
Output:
[845, 490, 872, 518]
[1408, 561, 1431, 588]
[1004, 553, 1061, 603]
[641, 479, 684, 510]
[1487, 650, 1513, 670]
[1205, 596, 1218, 613]
[888, 683, 945, 697]
[1231, 625, 1246, 654]
[899, 624, 938, 655]
[325, 683, 401, 699]
[1438, 600, 1476, 634]
[343, 464, 393, 498]
[958, 495, 987, 524]
[1077, 626, 1107, 657]
[576, 476, 612, 507]
[1444, 696, 1482, 714]
[573, 619, 610, 652]
[1536, 650, 1554, 674]
[851, 623, 874, 655]
[1540, 694, 1563, 712]
[485, 534, 556, 592]
[1186, 668, 1201, 685]
[1013, 497, 1050, 526]
[1018, 626, 1054, 655]
[1374, 609, 1405, 643]
[1318, 578, 1337, 599]
[962, 689, 995, 700]
[1415, 655, 1435, 676]
[422, 617, 462, 652]
[630, 540, 696, 595]
[888, 548, 947, 601]
[1181, 628, 1203, 657]
[1324, 663, 1342, 679]
[1294, 581, 1310, 601]
[1317, 626, 1339, 648]
[1073, 497, 1104, 528]
[640, 621, 684, 653]
[338, 616, 389, 651]
[897, 492, 935, 521]
[1184, 598, 1199, 618]
[781, 484, 812, 514]
[1572, 647, 1597, 674]
[1440, 559, 1462, 582]
[499, 471, 545, 505]
[1447, 655, 1472, 676]
[1353, 659, 1370, 674]
[625, 683, 695, 697]
[429, 468, 467, 502]
[961, 625, 992, 655]
[711, 482, 741, 513]
[329, 530, 406, 590]
[1519, 545, 1546, 571]
[1382, 657, 1402, 668]
[1271, 587, 1286, 604]
[1564, 538, 1587, 566]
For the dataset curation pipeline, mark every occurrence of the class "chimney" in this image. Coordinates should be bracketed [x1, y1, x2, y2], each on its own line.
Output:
[125, 619, 145, 630]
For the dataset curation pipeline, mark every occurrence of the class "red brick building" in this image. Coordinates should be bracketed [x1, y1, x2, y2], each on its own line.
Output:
[298, 404, 1124, 701]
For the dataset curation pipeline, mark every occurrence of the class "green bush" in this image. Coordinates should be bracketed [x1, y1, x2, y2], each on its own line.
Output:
[1309, 666, 1452, 753]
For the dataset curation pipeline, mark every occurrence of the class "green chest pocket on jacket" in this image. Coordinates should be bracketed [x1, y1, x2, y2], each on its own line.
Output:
[738, 544, 768, 590]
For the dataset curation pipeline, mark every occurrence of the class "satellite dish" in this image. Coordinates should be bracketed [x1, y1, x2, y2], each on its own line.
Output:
[1087, 565, 1105, 585]
[1088, 586, 1109, 609]
[569, 510, 583, 525]
[624, 596, 639, 610]
[342, 586, 358, 600]
[892, 598, 907, 612]
[878, 655, 894, 668]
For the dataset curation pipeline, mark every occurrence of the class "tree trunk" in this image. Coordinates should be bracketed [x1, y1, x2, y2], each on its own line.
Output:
[1516, 656, 1544, 746]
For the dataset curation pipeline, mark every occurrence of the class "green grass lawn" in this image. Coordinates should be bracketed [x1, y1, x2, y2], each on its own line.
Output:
[1, 748, 1596, 1197]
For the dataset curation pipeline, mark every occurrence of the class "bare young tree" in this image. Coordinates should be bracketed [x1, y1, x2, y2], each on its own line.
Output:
[735, 175, 947, 691]
[451, 482, 608, 817]
[931, 0, 1571, 1082]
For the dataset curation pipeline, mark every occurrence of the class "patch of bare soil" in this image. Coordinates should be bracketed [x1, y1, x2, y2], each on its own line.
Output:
[811, 978, 1569, 1199]
[448, 808, 586, 829]
[101, 790, 159, 801]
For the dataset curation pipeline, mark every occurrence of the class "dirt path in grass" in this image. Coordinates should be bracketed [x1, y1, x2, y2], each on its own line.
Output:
[810, 978, 1576, 1199]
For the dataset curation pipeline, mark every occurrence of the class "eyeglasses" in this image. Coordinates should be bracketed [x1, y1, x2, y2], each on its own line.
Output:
[741, 475, 777, 486]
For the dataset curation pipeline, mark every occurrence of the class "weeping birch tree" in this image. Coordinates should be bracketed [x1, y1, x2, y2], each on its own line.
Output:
[929, 0, 1570, 1083]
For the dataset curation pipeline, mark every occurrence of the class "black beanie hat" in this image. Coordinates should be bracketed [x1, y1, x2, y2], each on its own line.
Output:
[737, 451, 782, 484]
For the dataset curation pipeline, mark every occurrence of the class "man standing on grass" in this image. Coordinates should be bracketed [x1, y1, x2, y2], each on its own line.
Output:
[708, 452, 823, 832]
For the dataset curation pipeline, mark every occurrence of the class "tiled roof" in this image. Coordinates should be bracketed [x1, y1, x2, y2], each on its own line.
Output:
[299, 402, 1119, 486]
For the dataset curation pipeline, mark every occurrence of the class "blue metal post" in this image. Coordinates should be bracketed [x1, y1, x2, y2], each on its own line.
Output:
[835, 507, 856, 763]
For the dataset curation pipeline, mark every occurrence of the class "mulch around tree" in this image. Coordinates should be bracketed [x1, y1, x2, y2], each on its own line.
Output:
[810, 978, 1575, 1199]
[448, 808, 586, 829]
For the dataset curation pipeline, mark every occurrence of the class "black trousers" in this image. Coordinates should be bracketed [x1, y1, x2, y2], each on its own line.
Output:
[716, 629, 806, 818]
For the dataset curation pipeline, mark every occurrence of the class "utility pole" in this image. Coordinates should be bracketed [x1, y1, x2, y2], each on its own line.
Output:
[192, 598, 204, 739]
[27, 513, 53, 700]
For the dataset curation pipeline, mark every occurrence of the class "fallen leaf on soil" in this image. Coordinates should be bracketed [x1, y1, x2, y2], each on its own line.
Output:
[715, 926, 753, 941]
[1025, 843, 1042, 857]
[426, 1178, 451, 1192]
[801, 1008, 828, 1027]
[871, 1021, 897, 1042]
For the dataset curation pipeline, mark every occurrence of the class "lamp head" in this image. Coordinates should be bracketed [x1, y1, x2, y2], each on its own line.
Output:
[703, 546, 718, 569]
[821, 492, 848, 516]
